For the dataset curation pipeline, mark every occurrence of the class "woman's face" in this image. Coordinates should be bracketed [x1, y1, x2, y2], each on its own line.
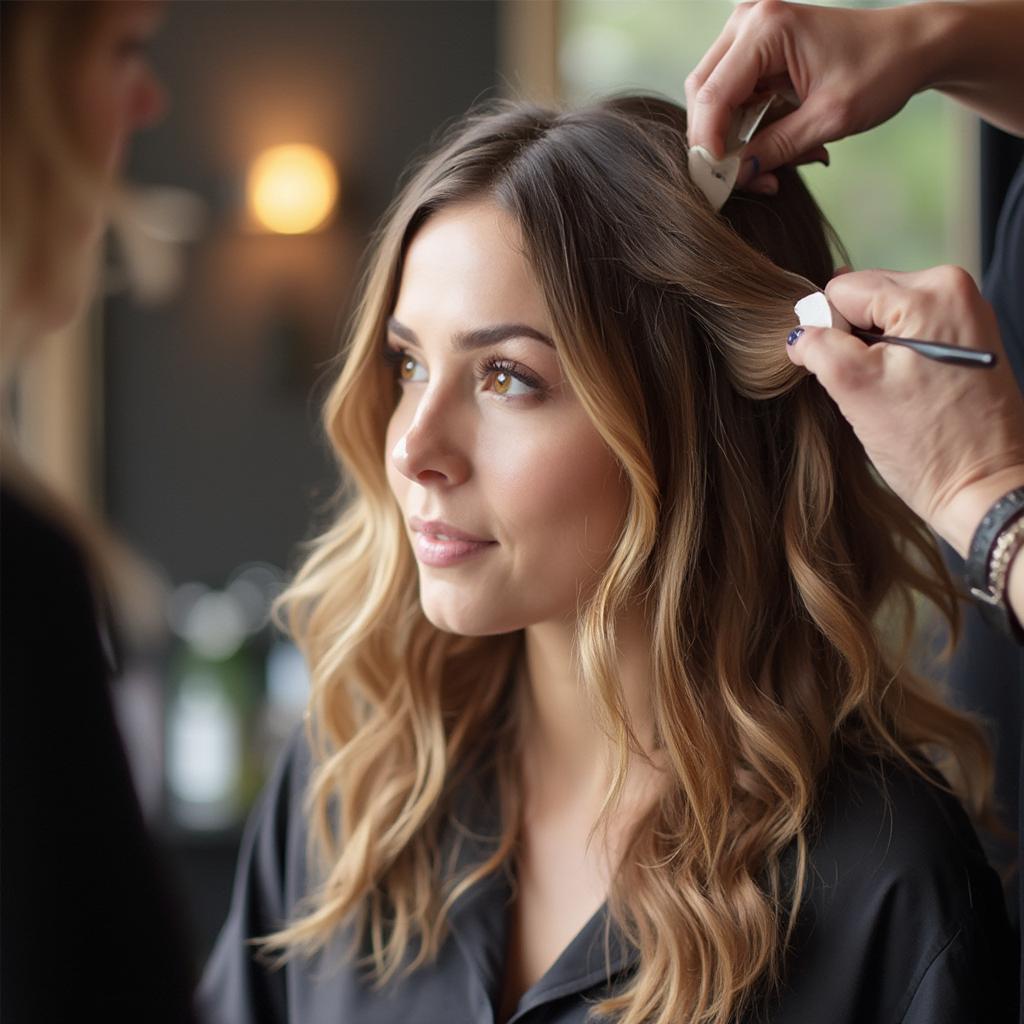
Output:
[70, 1, 168, 180]
[26, 2, 167, 332]
[385, 199, 629, 637]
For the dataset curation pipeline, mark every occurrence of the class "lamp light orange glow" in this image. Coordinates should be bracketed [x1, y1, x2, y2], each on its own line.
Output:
[246, 144, 338, 234]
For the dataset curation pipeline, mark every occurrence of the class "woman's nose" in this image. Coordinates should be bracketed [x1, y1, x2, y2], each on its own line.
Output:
[389, 395, 471, 487]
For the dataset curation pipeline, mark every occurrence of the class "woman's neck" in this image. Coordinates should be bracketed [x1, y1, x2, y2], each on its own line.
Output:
[518, 609, 662, 815]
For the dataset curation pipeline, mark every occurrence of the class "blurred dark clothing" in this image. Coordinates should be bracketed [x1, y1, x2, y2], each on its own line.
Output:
[0, 484, 197, 1022]
[945, 153, 1024, 1005]
[985, 154, 1024, 1015]
[985, 156, 1024, 393]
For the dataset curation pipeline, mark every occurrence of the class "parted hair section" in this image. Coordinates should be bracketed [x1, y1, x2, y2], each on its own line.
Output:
[260, 95, 993, 1024]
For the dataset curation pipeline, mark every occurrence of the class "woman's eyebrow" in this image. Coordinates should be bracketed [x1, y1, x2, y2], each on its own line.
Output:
[387, 316, 554, 349]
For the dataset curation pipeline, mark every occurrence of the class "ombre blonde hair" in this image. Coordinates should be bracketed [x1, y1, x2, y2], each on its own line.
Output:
[260, 95, 994, 1024]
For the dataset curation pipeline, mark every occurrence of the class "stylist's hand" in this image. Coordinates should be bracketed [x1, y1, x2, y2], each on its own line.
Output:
[685, 1, 923, 187]
[787, 266, 1024, 560]
[686, 0, 1024, 191]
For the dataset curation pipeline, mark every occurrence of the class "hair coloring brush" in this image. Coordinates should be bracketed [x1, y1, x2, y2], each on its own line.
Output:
[794, 292, 997, 369]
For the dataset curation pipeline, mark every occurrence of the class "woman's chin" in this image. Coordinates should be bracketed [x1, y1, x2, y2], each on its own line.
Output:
[421, 607, 490, 637]
[419, 597, 519, 638]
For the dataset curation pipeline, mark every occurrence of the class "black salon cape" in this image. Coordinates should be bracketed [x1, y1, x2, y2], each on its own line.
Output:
[196, 723, 1016, 1024]
[0, 485, 197, 1022]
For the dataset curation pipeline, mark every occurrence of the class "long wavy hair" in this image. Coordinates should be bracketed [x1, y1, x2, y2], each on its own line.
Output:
[259, 95, 993, 1024]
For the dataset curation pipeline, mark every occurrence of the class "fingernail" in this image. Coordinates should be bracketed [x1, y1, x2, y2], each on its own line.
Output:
[737, 154, 760, 187]
[787, 328, 805, 346]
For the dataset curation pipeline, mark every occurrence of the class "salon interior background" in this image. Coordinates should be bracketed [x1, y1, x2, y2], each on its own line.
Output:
[14, 0, 1019, 970]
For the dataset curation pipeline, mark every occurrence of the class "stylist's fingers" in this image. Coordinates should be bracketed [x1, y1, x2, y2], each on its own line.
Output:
[741, 144, 831, 195]
[689, 3, 921, 178]
[825, 265, 996, 346]
[689, 0, 828, 167]
[786, 325, 879, 397]
[685, 21, 741, 157]
[687, 53, 765, 161]
[791, 145, 831, 168]
[792, 269, 1024, 552]
[736, 93, 846, 182]
[823, 269, 905, 331]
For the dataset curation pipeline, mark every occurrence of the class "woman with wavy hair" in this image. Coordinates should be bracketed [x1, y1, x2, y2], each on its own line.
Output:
[198, 94, 1015, 1024]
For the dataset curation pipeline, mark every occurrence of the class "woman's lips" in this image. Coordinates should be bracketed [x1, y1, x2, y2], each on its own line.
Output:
[410, 517, 496, 567]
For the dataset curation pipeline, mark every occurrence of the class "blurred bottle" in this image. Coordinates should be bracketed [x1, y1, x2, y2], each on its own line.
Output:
[164, 585, 260, 831]
[261, 636, 310, 774]
[222, 562, 308, 771]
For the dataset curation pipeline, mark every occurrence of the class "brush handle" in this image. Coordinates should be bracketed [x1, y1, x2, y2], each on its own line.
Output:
[854, 330, 997, 369]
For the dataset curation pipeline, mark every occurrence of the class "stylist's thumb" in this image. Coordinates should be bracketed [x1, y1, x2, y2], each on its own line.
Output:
[786, 324, 877, 402]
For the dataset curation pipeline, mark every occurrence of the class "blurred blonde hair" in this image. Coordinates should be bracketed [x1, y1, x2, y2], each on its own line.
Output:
[0, 1, 151, 633]
[0, 0, 112, 372]
[259, 96, 993, 1024]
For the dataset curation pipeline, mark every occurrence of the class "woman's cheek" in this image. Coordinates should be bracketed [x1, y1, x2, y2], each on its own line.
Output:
[475, 420, 555, 518]
[484, 412, 624, 540]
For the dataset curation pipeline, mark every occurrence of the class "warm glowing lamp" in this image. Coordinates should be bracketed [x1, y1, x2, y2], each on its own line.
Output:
[246, 144, 338, 234]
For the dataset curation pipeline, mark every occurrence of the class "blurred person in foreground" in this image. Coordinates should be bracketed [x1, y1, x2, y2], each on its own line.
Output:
[0, 2, 197, 1020]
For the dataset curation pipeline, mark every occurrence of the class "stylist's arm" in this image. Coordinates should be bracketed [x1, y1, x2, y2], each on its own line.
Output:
[787, 267, 1024, 627]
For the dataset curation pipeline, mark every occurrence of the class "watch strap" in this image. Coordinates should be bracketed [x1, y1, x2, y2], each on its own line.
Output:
[965, 485, 1024, 643]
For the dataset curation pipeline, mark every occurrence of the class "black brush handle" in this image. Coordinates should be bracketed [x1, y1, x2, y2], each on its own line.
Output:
[854, 329, 997, 368]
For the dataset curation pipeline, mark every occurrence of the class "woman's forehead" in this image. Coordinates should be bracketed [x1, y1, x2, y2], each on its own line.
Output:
[393, 200, 552, 338]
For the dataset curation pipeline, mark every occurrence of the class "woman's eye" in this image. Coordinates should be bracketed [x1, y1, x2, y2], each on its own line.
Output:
[383, 345, 543, 399]
[396, 352, 427, 383]
[480, 358, 542, 399]
[489, 368, 529, 396]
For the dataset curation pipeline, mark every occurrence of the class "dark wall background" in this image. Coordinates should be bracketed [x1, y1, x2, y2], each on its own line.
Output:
[103, 0, 500, 973]
[106, 0, 500, 583]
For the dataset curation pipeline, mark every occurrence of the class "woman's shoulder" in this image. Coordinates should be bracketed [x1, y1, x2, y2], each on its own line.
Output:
[195, 722, 317, 1022]
[765, 742, 1017, 1023]
[252, 721, 316, 871]
[808, 742, 995, 898]
[221, 721, 317, 926]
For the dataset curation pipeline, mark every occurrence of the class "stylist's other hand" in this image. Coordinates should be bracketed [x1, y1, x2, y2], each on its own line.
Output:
[787, 266, 1024, 559]
[686, 0, 1024, 190]
[685, 1, 923, 187]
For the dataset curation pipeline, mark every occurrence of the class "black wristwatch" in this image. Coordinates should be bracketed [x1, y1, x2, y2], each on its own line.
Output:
[965, 486, 1024, 644]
